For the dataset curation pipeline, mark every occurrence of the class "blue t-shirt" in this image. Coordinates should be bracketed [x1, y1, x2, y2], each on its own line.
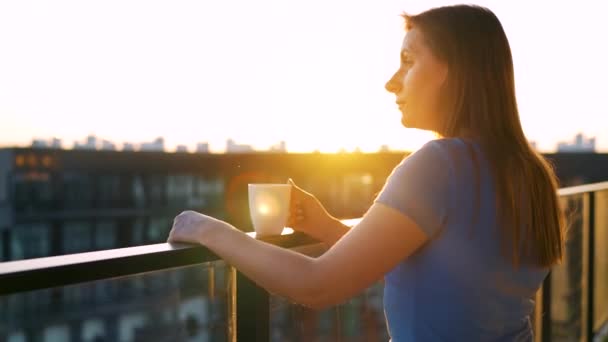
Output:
[375, 138, 549, 342]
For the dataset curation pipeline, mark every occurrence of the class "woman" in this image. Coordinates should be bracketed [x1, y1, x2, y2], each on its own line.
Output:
[168, 4, 565, 341]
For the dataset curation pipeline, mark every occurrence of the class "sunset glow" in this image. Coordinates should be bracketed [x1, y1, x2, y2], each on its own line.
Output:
[0, 0, 606, 153]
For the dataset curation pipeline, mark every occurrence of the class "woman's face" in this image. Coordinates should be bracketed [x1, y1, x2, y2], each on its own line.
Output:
[385, 28, 448, 131]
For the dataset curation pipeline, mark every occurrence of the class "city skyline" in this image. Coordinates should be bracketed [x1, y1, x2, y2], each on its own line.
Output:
[1, 0, 607, 153]
[17, 132, 602, 154]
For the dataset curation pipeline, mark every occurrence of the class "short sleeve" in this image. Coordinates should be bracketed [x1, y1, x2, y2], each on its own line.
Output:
[374, 140, 452, 237]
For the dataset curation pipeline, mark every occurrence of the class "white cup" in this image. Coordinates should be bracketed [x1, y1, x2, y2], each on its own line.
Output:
[248, 184, 292, 236]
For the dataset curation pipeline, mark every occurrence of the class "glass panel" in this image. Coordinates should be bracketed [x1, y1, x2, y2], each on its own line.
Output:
[0, 261, 230, 342]
[551, 194, 584, 341]
[594, 190, 608, 333]
[269, 282, 387, 341]
[269, 244, 388, 341]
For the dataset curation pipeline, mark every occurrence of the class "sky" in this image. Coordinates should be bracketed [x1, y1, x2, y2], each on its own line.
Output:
[0, 0, 607, 153]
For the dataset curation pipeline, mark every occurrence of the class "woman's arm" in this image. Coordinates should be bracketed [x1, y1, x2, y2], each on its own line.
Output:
[307, 217, 351, 247]
[171, 203, 428, 310]
[202, 224, 319, 304]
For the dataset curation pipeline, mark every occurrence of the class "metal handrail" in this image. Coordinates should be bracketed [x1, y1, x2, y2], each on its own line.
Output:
[0, 229, 318, 295]
[541, 180, 607, 342]
[557, 181, 608, 196]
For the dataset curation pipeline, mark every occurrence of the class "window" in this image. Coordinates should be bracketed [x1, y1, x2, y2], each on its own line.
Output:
[145, 175, 166, 206]
[15, 154, 25, 167]
[95, 221, 117, 250]
[193, 177, 225, 211]
[62, 221, 93, 254]
[63, 173, 94, 209]
[10, 223, 51, 260]
[13, 172, 53, 212]
[0, 172, 7, 202]
[97, 175, 121, 207]
[132, 176, 146, 208]
[148, 217, 172, 243]
[168, 175, 194, 206]
[132, 218, 146, 244]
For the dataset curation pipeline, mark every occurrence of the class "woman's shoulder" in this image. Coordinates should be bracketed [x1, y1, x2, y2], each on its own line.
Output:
[420, 137, 474, 152]
[409, 138, 488, 189]
[408, 138, 473, 164]
[418, 137, 484, 163]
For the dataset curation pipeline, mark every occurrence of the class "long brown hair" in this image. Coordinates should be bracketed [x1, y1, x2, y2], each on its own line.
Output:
[405, 5, 565, 267]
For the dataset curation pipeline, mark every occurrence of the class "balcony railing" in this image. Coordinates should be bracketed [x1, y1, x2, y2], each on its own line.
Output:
[1, 183, 607, 341]
[537, 181, 608, 342]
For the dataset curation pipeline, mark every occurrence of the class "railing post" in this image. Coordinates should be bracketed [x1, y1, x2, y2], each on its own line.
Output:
[534, 284, 547, 342]
[226, 266, 237, 342]
[586, 192, 595, 341]
[541, 271, 552, 342]
[236, 270, 270, 341]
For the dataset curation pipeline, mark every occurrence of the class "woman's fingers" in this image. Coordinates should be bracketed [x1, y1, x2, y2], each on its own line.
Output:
[287, 179, 313, 227]
[287, 203, 305, 227]
[288, 178, 313, 199]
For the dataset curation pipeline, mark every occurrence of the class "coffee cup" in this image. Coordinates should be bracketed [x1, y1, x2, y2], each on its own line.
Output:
[248, 184, 292, 236]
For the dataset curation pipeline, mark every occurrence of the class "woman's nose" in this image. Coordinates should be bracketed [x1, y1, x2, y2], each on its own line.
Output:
[385, 71, 401, 94]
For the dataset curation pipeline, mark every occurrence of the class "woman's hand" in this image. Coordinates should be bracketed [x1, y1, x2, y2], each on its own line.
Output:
[287, 179, 342, 242]
[167, 210, 232, 245]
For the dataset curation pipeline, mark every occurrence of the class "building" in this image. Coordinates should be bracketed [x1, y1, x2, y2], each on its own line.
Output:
[122, 142, 136, 151]
[140, 137, 165, 152]
[269, 141, 287, 153]
[196, 142, 210, 153]
[101, 140, 116, 151]
[32, 137, 63, 149]
[0, 147, 235, 341]
[0, 148, 422, 262]
[74, 135, 98, 150]
[226, 139, 253, 153]
[50, 138, 62, 149]
[176, 145, 189, 153]
[379, 145, 390, 153]
[31, 139, 48, 148]
[557, 133, 596, 152]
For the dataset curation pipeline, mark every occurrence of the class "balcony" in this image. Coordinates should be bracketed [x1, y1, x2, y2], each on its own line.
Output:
[1, 182, 607, 341]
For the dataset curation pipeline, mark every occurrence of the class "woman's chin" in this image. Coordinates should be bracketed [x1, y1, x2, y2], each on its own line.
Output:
[401, 114, 416, 128]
